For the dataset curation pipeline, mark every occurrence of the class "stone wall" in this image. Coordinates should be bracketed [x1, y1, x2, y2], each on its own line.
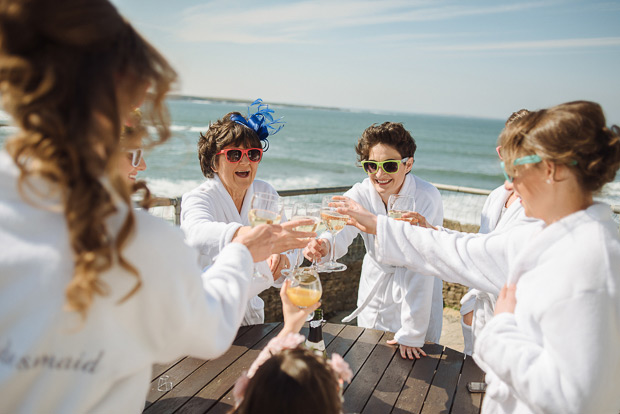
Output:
[260, 219, 480, 322]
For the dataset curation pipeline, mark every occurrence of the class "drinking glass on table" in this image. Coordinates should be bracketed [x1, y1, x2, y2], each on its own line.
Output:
[249, 192, 281, 280]
[286, 266, 322, 321]
[387, 194, 417, 224]
[317, 195, 349, 272]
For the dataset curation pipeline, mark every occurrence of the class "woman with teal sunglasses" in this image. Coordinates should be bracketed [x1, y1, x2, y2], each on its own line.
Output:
[336, 101, 620, 413]
[304, 122, 444, 360]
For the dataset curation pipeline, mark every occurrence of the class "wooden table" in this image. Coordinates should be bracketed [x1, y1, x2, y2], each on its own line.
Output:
[143, 322, 485, 414]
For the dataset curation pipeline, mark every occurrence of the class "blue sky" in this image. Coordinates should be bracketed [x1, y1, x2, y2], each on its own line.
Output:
[112, 0, 620, 122]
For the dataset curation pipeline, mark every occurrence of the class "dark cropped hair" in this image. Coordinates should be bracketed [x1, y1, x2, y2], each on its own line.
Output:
[499, 101, 620, 193]
[231, 348, 342, 414]
[198, 112, 262, 178]
[355, 122, 417, 163]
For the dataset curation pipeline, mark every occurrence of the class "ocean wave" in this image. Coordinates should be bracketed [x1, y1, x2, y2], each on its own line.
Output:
[145, 178, 202, 198]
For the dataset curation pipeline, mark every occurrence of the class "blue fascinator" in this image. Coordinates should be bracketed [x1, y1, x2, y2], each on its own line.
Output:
[230, 99, 284, 151]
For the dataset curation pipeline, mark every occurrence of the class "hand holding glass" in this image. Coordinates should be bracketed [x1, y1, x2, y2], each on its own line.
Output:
[387, 194, 416, 224]
[286, 266, 322, 320]
[249, 192, 281, 280]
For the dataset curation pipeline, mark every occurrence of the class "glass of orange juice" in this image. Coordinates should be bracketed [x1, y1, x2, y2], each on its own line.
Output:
[286, 267, 322, 320]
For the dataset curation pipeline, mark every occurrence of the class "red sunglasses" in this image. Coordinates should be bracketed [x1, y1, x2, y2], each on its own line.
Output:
[496, 146, 503, 161]
[216, 148, 263, 163]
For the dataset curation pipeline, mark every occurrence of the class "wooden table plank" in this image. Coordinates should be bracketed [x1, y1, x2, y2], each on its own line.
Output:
[174, 324, 284, 414]
[343, 331, 396, 414]
[421, 347, 465, 414]
[325, 324, 364, 359]
[361, 338, 416, 413]
[392, 343, 444, 414]
[143, 323, 279, 414]
[207, 322, 349, 414]
[340, 327, 384, 395]
[450, 356, 485, 414]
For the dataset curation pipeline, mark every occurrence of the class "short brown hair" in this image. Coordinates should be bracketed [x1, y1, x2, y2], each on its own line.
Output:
[355, 122, 416, 163]
[198, 112, 262, 178]
[499, 101, 620, 193]
[232, 348, 342, 414]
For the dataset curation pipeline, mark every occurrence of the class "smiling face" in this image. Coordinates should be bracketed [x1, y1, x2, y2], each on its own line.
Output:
[214, 144, 260, 196]
[504, 162, 551, 221]
[367, 143, 413, 204]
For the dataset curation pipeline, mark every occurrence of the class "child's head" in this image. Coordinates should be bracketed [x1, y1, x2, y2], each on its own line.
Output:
[234, 347, 343, 414]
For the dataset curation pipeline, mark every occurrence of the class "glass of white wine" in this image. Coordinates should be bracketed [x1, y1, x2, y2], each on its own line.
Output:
[387, 194, 416, 224]
[282, 202, 322, 276]
[248, 192, 281, 280]
[317, 195, 349, 272]
[249, 192, 281, 226]
[286, 266, 322, 321]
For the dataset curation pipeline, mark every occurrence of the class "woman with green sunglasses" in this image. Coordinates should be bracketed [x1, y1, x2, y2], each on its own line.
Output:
[335, 101, 620, 413]
[304, 122, 444, 360]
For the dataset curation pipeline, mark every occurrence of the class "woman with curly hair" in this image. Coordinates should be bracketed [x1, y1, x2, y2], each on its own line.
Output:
[0, 0, 292, 412]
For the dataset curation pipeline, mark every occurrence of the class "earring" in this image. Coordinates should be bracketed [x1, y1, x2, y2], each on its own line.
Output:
[546, 178, 552, 184]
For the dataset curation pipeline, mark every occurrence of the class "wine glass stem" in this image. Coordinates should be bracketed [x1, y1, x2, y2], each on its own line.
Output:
[329, 231, 337, 264]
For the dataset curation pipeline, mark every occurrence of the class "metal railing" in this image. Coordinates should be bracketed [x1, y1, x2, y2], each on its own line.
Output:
[150, 185, 620, 229]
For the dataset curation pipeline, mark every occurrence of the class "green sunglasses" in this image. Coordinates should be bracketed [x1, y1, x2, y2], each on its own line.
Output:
[361, 157, 410, 175]
[501, 155, 577, 182]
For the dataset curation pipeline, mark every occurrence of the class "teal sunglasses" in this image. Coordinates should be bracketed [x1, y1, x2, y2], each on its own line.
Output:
[501, 155, 577, 182]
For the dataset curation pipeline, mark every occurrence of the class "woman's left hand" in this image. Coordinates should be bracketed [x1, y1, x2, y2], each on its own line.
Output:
[279, 280, 320, 337]
[268, 253, 290, 278]
[387, 339, 427, 359]
[331, 196, 378, 235]
[494, 284, 517, 315]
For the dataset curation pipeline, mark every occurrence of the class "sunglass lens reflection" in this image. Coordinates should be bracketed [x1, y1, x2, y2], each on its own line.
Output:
[383, 161, 399, 173]
[248, 149, 261, 162]
[363, 162, 378, 174]
[226, 150, 242, 162]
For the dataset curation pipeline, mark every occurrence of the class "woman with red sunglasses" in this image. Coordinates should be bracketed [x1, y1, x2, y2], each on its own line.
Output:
[181, 103, 314, 326]
[304, 122, 444, 360]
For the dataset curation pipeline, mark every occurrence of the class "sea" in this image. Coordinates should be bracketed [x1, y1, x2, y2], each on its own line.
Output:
[2, 98, 619, 224]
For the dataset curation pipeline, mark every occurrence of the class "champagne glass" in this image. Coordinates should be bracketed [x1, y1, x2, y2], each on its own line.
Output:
[249, 192, 281, 226]
[286, 266, 322, 321]
[285, 202, 321, 275]
[249, 192, 281, 280]
[317, 195, 349, 272]
[387, 194, 416, 223]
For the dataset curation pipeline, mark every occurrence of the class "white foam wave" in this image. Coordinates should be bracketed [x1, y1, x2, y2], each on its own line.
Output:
[170, 125, 188, 132]
[145, 178, 202, 198]
[189, 126, 209, 132]
[266, 175, 324, 191]
[0, 109, 12, 122]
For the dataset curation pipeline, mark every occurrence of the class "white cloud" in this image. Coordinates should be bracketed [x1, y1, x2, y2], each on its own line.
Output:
[174, 0, 552, 44]
[425, 37, 620, 51]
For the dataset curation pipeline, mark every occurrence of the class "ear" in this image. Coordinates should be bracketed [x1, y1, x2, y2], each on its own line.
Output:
[542, 160, 555, 183]
[405, 158, 414, 173]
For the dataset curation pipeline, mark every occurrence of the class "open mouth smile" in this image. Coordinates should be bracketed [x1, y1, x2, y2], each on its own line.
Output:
[235, 171, 250, 178]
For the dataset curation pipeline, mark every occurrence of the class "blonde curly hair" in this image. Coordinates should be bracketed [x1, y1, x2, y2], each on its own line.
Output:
[0, 0, 177, 317]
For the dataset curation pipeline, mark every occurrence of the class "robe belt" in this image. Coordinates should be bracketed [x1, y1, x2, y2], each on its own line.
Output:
[342, 255, 396, 323]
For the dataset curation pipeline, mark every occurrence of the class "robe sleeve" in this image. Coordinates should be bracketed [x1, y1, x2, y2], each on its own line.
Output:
[393, 272, 435, 347]
[375, 216, 539, 295]
[180, 191, 242, 264]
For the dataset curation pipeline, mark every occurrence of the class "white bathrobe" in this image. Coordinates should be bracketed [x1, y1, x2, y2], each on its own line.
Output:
[181, 175, 291, 325]
[0, 151, 253, 413]
[372, 212, 543, 345]
[322, 175, 444, 347]
[460, 185, 527, 354]
[474, 203, 620, 414]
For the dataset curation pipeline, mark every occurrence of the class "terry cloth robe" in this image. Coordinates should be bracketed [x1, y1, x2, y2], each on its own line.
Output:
[372, 212, 543, 339]
[181, 175, 295, 325]
[0, 151, 253, 413]
[460, 185, 527, 355]
[321, 175, 444, 347]
[474, 203, 620, 414]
